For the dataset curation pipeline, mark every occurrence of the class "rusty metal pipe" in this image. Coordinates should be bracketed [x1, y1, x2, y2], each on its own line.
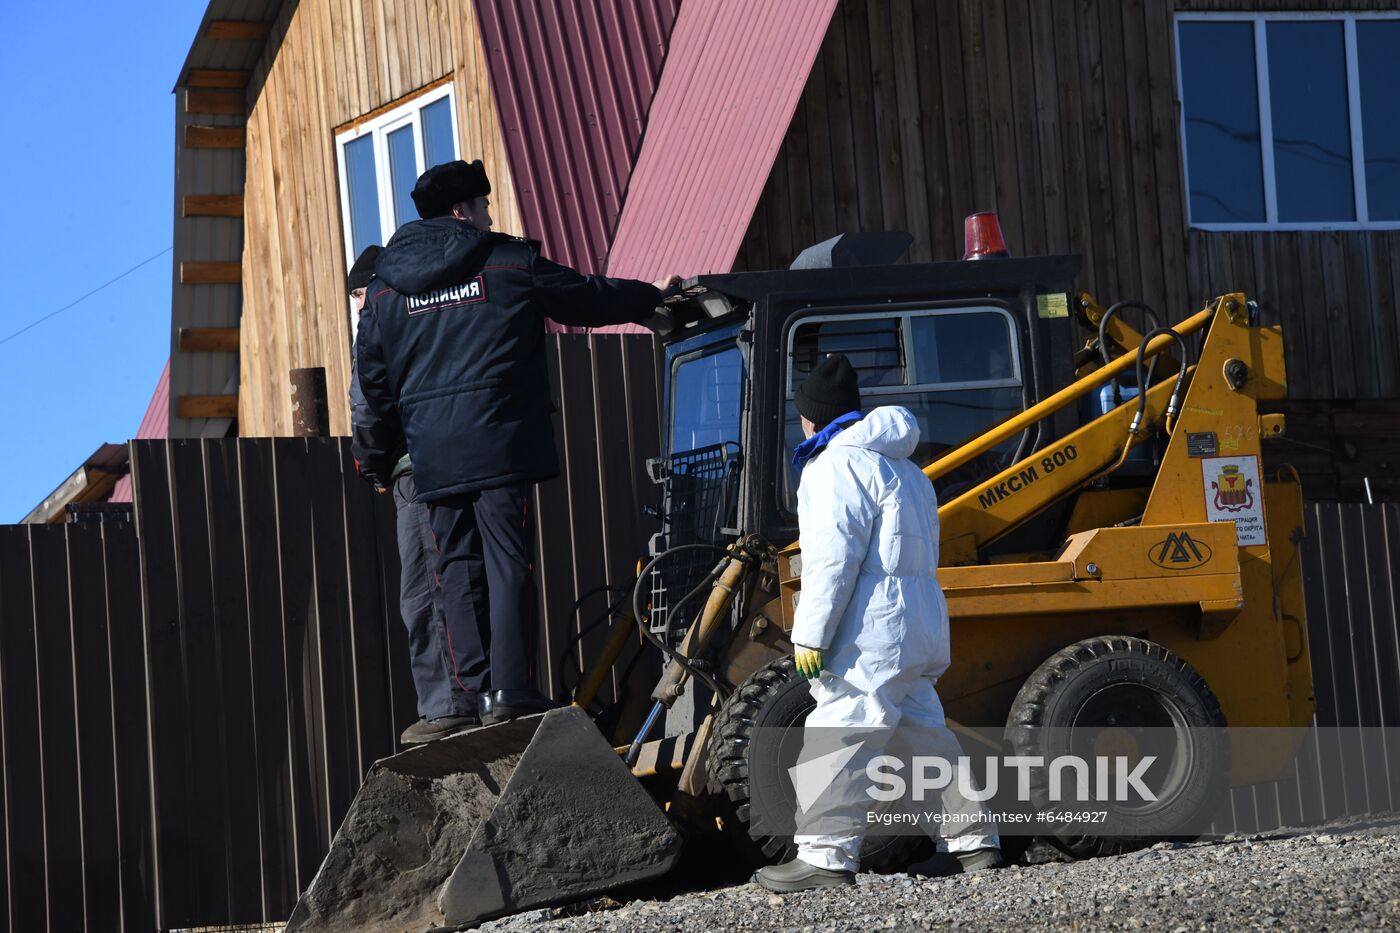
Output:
[290, 366, 330, 437]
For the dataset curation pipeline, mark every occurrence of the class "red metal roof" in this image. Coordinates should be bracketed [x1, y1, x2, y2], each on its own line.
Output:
[605, 0, 840, 282]
[473, 0, 679, 275]
[110, 358, 170, 503]
[134, 358, 172, 439]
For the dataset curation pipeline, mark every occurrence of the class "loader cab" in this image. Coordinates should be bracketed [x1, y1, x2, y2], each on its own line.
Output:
[649, 236, 1081, 641]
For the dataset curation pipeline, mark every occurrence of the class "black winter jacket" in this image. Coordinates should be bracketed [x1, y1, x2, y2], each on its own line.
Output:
[352, 218, 659, 500]
[348, 355, 412, 481]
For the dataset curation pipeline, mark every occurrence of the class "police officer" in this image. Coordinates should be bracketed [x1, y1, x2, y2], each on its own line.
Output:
[354, 159, 677, 725]
[349, 245, 478, 745]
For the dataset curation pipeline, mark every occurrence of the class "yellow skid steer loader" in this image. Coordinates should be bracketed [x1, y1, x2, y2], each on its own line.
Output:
[287, 231, 1312, 931]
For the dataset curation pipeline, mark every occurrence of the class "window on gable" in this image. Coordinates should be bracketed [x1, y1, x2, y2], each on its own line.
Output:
[335, 84, 460, 266]
[1176, 14, 1400, 230]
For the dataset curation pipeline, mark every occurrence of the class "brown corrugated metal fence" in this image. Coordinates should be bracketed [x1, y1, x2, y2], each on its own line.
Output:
[0, 335, 661, 931]
[2, 337, 1398, 929]
[130, 434, 406, 927]
[0, 521, 153, 932]
[1217, 501, 1400, 834]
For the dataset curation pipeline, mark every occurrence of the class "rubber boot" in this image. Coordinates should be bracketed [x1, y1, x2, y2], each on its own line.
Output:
[753, 858, 855, 893]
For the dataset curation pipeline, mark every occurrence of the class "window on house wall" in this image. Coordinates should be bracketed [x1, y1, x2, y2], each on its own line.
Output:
[1175, 13, 1400, 230]
[335, 84, 460, 265]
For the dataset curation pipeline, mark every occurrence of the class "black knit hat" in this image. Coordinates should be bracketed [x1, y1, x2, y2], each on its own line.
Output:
[794, 354, 862, 425]
[410, 159, 491, 219]
[347, 244, 381, 292]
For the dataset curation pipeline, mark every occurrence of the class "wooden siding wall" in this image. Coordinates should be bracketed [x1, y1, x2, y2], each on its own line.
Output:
[737, 0, 1400, 405]
[239, 0, 523, 437]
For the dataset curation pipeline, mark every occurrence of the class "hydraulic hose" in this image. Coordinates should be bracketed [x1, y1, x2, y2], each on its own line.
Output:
[1098, 301, 1162, 367]
[622, 543, 736, 767]
[556, 584, 628, 699]
[630, 544, 731, 701]
[657, 560, 730, 653]
[1098, 301, 1161, 406]
[1086, 325, 1193, 486]
[1131, 327, 1191, 436]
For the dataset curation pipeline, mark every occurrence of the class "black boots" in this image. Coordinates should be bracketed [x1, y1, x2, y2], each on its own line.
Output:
[909, 846, 1007, 877]
[399, 713, 479, 745]
[399, 688, 561, 743]
[478, 688, 559, 725]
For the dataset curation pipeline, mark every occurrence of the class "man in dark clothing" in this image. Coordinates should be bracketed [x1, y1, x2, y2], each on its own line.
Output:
[354, 159, 676, 725]
[349, 245, 477, 745]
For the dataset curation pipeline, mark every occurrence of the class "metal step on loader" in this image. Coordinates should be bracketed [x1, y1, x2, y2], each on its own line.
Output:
[287, 223, 1313, 931]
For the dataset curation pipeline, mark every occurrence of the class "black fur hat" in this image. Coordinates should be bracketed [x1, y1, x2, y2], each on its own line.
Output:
[410, 159, 491, 219]
[346, 245, 382, 292]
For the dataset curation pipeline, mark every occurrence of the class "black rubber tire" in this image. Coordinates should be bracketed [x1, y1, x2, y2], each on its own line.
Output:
[1006, 635, 1230, 859]
[706, 657, 925, 872]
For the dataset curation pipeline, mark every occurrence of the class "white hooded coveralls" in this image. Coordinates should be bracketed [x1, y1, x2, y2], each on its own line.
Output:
[791, 406, 998, 872]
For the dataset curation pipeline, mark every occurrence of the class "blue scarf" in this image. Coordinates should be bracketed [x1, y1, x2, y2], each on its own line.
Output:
[792, 411, 863, 471]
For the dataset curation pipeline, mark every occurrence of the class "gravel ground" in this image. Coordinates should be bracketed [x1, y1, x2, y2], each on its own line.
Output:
[479, 821, 1400, 931]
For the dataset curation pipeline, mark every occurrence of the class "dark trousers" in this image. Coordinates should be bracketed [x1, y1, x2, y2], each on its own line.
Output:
[427, 484, 538, 695]
[393, 473, 473, 719]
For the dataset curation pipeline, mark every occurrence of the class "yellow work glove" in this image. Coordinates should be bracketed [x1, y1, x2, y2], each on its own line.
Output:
[793, 645, 824, 680]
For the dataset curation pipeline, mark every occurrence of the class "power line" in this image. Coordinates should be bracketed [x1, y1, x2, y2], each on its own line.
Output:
[0, 245, 173, 347]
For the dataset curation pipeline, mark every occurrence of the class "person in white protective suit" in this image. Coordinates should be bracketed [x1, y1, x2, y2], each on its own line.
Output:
[754, 353, 1004, 894]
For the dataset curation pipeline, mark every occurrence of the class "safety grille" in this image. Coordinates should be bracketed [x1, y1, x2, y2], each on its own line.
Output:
[646, 442, 742, 638]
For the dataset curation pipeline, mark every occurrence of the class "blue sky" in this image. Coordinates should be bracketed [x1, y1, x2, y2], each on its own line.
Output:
[0, 3, 207, 522]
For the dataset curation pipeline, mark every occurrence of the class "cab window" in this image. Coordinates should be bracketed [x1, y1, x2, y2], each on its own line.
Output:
[783, 308, 1025, 509]
[671, 343, 745, 455]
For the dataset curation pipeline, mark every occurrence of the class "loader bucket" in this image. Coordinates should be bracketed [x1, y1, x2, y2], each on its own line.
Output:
[286, 706, 682, 932]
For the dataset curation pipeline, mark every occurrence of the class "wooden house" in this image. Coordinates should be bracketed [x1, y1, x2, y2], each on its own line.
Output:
[165, 0, 1400, 498]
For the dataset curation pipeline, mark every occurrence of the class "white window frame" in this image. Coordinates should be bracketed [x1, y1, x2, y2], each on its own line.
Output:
[1174, 11, 1400, 232]
[334, 83, 460, 268]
